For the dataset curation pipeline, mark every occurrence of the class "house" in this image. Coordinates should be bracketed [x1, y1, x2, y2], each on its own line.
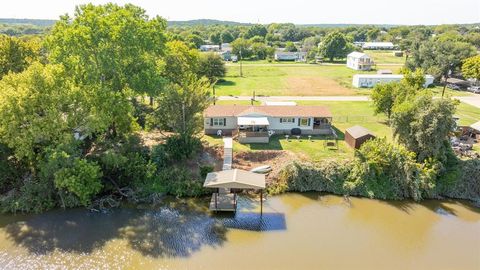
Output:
[200, 45, 220, 52]
[346, 52, 374, 71]
[362, 42, 395, 50]
[204, 105, 333, 143]
[352, 74, 434, 88]
[274, 51, 307, 62]
[345, 125, 375, 149]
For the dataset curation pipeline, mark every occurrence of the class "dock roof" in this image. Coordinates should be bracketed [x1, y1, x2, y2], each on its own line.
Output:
[203, 169, 265, 190]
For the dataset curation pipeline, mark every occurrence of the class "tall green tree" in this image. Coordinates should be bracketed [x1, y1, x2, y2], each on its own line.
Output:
[462, 55, 480, 81]
[198, 53, 226, 83]
[0, 34, 39, 78]
[162, 40, 200, 85]
[154, 75, 211, 138]
[46, 3, 167, 97]
[318, 31, 353, 62]
[406, 39, 476, 80]
[391, 93, 458, 162]
[231, 38, 252, 59]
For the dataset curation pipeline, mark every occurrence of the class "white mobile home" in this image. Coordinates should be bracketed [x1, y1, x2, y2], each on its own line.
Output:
[346, 52, 374, 71]
[200, 45, 220, 52]
[352, 74, 434, 88]
[362, 42, 395, 50]
[204, 105, 333, 143]
[274, 51, 307, 62]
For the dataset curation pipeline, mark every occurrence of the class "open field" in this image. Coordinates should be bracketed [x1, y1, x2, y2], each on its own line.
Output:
[216, 64, 403, 96]
[216, 63, 474, 97]
[364, 50, 406, 64]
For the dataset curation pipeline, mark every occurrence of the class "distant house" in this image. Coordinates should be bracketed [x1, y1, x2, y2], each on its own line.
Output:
[377, 69, 393, 75]
[274, 51, 307, 62]
[362, 42, 395, 50]
[352, 74, 434, 88]
[200, 45, 220, 52]
[204, 105, 333, 143]
[346, 52, 374, 71]
[345, 125, 375, 149]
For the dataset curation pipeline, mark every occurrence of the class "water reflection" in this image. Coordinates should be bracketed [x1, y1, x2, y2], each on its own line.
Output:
[4, 206, 227, 258]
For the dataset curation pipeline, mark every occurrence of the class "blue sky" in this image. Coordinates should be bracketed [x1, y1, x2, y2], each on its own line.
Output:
[1, 0, 479, 25]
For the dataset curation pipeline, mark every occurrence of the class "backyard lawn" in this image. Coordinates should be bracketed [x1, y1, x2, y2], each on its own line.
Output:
[216, 64, 403, 96]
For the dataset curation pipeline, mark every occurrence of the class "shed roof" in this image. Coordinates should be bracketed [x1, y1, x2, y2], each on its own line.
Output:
[204, 105, 332, 118]
[203, 169, 266, 190]
[238, 116, 270, 126]
[346, 125, 375, 139]
[362, 42, 394, 47]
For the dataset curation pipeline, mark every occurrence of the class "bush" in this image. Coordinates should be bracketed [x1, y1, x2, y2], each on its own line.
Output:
[54, 158, 103, 206]
[270, 160, 351, 195]
[199, 164, 214, 179]
[151, 144, 168, 169]
[164, 135, 201, 161]
[439, 159, 480, 201]
[0, 179, 56, 214]
[153, 167, 208, 197]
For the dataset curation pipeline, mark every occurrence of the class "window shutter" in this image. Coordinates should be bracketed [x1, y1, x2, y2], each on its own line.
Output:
[280, 118, 283, 123]
[308, 118, 311, 126]
[298, 118, 301, 126]
[223, 118, 226, 126]
[210, 118, 213, 126]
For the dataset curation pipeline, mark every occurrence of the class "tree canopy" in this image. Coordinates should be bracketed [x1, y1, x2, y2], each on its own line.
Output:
[318, 31, 353, 61]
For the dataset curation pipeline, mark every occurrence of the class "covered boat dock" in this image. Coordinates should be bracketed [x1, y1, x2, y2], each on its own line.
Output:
[203, 169, 266, 213]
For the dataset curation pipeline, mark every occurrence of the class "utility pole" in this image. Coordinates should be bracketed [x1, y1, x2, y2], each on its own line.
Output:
[442, 64, 453, 99]
[239, 50, 243, 77]
[212, 79, 218, 105]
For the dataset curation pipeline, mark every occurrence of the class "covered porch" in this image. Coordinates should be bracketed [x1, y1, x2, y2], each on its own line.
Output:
[203, 169, 266, 213]
[236, 116, 270, 144]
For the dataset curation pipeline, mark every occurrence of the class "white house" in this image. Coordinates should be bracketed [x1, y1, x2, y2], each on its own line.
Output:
[352, 74, 435, 88]
[346, 52, 374, 71]
[274, 51, 307, 62]
[362, 42, 395, 50]
[200, 45, 220, 52]
[204, 105, 333, 143]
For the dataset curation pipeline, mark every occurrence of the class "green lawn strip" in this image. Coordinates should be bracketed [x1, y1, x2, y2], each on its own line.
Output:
[455, 102, 480, 126]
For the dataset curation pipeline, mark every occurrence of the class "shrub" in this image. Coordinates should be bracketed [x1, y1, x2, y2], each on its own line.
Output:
[439, 159, 480, 201]
[151, 144, 168, 169]
[0, 179, 56, 214]
[54, 158, 103, 206]
[164, 135, 201, 161]
[153, 167, 208, 197]
[199, 164, 214, 179]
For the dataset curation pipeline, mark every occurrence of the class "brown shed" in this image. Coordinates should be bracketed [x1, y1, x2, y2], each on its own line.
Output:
[345, 125, 376, 149]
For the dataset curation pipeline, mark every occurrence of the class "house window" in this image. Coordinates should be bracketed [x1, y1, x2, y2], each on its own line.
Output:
[212, 118, 225, 126]
[280, 118, 295, 123]
[299, 118, 309, 126]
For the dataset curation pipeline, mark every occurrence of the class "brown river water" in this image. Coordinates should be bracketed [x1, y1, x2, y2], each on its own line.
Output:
[0, 193, 479, 270]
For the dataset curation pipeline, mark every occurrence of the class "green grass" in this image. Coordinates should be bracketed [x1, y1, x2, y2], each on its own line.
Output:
[216, 64, 403, 96]
[363, 50, 406, 65]
[455, 102, 480, 126]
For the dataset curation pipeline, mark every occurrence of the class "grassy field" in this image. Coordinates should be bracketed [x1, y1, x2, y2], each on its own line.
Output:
[216, 64, 403, 96]
[208, 100, 480, 160]
[363, 50, 406, 64]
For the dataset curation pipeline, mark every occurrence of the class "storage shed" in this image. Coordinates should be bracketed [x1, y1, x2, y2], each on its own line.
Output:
[345, 125, 376, 149]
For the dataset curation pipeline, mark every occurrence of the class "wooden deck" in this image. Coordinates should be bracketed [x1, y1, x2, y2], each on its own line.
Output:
[209, 193, 237, 212]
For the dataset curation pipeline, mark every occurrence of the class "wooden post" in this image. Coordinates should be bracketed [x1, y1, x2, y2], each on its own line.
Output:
[260, 191, 263, 216]
[215, 192, 217, 209]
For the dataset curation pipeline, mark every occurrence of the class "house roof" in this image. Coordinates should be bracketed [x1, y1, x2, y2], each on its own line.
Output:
[348, 51, 369, 58]
[204, 105, 332, 118]
[203, 169, 265, 190]
[346, 125, 375, 139]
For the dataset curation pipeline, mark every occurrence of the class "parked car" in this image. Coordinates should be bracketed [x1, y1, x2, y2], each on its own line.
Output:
[467, 86, 480, 94]
[447, 83, 461, 90]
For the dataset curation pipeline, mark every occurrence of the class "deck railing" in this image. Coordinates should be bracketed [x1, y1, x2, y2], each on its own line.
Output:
[239, 131, 269, 138]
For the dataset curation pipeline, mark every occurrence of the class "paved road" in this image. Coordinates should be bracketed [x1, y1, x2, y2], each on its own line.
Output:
[217, 95, 480, 109]
[455, 96, 480, 109]
[217, 95, 371, 101]
[225, 63, 403, 67]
